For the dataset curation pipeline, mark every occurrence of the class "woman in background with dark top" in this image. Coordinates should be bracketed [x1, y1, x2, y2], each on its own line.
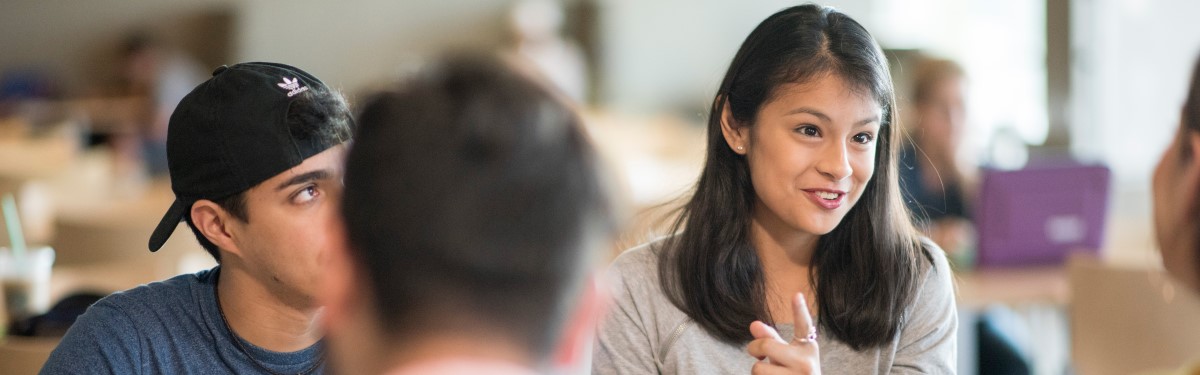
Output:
[899, 57, 1031, 375]
[898, 57, 975, 263]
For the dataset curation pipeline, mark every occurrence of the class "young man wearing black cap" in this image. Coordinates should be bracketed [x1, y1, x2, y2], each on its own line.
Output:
[41, 62, 351, 374]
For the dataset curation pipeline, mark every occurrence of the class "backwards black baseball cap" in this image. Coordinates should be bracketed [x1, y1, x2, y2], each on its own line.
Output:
[149, 62, 348, 252]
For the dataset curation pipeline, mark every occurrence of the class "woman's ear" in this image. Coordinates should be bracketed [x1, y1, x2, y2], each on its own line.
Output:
[191, 200, 242, 259]
[718, 98, 750, 155]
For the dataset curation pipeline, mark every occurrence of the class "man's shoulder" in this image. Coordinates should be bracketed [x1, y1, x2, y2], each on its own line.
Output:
[41, 268, 223, 374]
[386, 358, 538, 375]
[86, 267, 216, 324]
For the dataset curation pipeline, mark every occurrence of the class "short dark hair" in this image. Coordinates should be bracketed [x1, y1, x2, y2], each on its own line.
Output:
[658, 4, 928, 350]
[1181, 54, 1200, 273]
[1183, 55, 1200, 157]
[342, 53, 612, 358]
[183, 81, 353, 262]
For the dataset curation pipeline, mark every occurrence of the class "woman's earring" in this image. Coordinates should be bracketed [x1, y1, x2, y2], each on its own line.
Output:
[736, 145, 745, 152]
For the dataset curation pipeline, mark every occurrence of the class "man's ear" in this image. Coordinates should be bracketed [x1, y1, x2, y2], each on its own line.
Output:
[191, 200, 242, 258]
[550, 272, 609, 371]
[718, 98, 750, 155]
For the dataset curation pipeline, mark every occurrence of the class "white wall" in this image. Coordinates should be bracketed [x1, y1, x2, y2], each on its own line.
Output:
[234, 0, 519, 97]
[593, 0, 872, 115]
[1069, 0, 1200, 258]
[592, 0, 1048, 161]
[1072, 0, 1200, 186]
[0, 0, 524, 96]
[0, 0, 235, 91]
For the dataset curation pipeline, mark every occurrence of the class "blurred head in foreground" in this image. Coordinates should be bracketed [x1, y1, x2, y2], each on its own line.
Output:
[323, 52, 615, 374]
[1153, 53, 1200, 293]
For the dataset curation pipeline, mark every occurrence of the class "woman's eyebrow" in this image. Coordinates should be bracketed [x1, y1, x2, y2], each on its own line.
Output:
[785, 107, 879, 126]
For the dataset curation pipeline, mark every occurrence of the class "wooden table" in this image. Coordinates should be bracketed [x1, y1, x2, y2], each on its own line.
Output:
[955, 265, 1071, 308]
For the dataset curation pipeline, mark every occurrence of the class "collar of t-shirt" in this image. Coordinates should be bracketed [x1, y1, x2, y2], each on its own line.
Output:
[384, 357, 538, 375]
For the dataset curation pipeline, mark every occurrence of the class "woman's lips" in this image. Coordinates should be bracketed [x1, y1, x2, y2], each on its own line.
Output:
[802, 189, 845, 210]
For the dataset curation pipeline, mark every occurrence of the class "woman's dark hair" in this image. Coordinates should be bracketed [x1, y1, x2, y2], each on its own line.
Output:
[657, 3, 928, 350]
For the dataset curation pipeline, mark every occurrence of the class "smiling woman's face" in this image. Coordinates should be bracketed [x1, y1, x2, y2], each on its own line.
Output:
[725, 73, 882, 237]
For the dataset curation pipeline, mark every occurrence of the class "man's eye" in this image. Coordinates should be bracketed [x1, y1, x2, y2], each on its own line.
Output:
[295, 186, 319, 203]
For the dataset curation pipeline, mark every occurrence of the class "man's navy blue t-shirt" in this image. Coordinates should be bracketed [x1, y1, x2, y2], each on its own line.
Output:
[40, 267, 324, 374]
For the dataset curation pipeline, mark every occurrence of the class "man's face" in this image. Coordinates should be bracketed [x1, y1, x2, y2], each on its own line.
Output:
[226, 145, 347, 309]
[1153, 125, 1200, 291]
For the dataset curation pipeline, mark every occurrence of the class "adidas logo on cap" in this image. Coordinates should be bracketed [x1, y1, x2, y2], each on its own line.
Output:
[277, 77, 309, 97]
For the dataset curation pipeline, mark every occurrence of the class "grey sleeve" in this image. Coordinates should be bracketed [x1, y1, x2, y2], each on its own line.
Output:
[592, 256, 659, 375]
[40, 301, 142, 375]
[891, 248, 959, 374]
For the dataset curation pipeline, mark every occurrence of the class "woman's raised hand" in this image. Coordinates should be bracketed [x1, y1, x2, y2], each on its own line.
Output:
[747, 293, 821, 375]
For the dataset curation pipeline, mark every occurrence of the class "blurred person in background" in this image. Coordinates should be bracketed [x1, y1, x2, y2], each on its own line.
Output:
[898, 57, 975, 262]
[507, 0, 588, 104]
[322, 52, 614, 374]
[1149, 50, 1200, 375]
[899, 57, 1033, 375]
[41, 62, 351, 374]
[593, 5, 956, 374]
[108, 31, 205, 178]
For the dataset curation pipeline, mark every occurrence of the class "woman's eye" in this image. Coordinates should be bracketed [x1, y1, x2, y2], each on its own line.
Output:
[795, 125, 820, 137]
[852, 132, 875, 144]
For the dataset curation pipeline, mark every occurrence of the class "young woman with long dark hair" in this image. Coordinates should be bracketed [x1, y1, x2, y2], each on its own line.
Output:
[594, 4, 957, 374]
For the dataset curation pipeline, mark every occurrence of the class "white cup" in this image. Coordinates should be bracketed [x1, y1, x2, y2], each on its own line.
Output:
[0, 246, 55, 321]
